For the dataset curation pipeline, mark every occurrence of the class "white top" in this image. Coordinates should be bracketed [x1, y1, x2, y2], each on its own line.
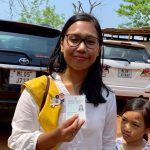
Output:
[8, 74, 117, 150]
[116, 137, 150, 150]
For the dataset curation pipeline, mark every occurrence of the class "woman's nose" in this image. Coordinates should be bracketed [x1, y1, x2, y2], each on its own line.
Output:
[76, 41, 87, 52]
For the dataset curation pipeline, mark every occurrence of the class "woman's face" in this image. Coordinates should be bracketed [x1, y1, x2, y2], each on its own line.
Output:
[121, 110, 146, 144]
[61, 21, 100, 72]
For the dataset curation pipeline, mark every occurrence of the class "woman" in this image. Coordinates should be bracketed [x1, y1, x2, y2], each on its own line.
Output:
[8, 13, 116, 150]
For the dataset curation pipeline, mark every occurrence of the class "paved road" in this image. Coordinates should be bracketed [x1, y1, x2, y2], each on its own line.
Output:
[0, 123, 11, 150]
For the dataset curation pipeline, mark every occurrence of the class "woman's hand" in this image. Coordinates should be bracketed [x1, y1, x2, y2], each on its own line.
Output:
[36, 115, 85, 150]
[57, 115, 85, 142]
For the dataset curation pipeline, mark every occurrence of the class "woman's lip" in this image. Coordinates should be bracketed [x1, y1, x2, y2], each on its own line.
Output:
[74, 56, 88, 60]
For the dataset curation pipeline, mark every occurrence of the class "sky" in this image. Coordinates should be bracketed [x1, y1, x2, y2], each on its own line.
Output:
[0, 0, 127, 29]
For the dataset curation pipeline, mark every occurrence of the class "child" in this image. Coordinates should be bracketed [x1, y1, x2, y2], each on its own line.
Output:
[116, 97, 150, 150]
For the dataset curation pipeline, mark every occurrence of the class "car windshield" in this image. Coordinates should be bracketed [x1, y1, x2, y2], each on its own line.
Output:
[0, 31, 59, 57]
[103, 44, 149, 63]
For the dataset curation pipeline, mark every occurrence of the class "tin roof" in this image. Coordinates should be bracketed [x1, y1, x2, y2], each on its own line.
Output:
[102, 27, 150, 35]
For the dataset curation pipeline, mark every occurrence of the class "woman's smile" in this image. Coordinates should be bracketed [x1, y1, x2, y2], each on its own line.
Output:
[73, 55, 88, 61]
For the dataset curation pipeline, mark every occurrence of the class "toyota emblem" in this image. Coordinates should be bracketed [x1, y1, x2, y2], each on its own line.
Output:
[19, 58, 30, 65]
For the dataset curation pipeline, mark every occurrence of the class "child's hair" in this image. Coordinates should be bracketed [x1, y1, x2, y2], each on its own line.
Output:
[122, 97, 150, 128]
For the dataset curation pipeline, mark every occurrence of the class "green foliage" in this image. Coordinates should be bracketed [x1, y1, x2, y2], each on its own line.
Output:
[19, 0, 65, 29]
[116, 0, 150, 28]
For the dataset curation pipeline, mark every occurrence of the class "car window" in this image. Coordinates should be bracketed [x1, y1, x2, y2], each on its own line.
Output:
[0, 31, 59, 57]
[103, 44, 149, 62]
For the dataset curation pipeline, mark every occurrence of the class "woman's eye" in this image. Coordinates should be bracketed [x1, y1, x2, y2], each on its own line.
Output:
[70, 38, 79, 43]
[86, 39, 96, 45]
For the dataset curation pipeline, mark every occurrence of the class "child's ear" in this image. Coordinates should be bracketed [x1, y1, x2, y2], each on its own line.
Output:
[145, 128, 150, 134]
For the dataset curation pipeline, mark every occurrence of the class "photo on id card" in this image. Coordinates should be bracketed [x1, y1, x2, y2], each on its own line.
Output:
[65, 95, 86, 121]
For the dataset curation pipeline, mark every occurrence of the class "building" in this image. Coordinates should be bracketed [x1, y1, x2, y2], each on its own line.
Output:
[102, 27, 150, 51]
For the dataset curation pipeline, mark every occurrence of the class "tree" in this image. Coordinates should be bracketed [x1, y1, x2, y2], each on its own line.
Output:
[116, 0, 150, 28]
[73, 0, 102, 14]
[6, 0, 102, 28]
[6, 0, 65, 29]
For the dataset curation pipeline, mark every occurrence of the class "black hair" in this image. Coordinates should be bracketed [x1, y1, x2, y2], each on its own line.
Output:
[122, 97, 150, 128]
[48, 13, 110, 106]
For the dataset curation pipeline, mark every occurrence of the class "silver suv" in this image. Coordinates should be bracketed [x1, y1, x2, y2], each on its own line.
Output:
[102, 40, 150, 100]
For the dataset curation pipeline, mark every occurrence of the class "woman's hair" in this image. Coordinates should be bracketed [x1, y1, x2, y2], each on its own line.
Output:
[48, 13, 110, 106]
[122, 97, 150, 128]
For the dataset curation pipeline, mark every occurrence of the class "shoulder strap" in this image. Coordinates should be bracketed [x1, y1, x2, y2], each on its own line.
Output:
[40, 76, 50, 111]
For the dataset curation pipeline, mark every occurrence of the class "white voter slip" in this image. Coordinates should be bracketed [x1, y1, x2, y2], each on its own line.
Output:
[65, 95, 86, 121]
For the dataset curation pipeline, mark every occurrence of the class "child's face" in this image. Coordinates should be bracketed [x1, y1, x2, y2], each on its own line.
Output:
[121, 110, 146, 143]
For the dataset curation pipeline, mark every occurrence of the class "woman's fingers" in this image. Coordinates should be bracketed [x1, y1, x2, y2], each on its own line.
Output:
[57, 115, 85, 142]
[61, 115, 79, 128]
[64, 117, 80, 133]
[77, 118, 85, 130]
[70, 119, 85, 138]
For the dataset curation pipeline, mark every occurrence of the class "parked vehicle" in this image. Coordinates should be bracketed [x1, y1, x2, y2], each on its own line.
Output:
[0, 20, 60, 122]
[102, 40, 150, 100]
